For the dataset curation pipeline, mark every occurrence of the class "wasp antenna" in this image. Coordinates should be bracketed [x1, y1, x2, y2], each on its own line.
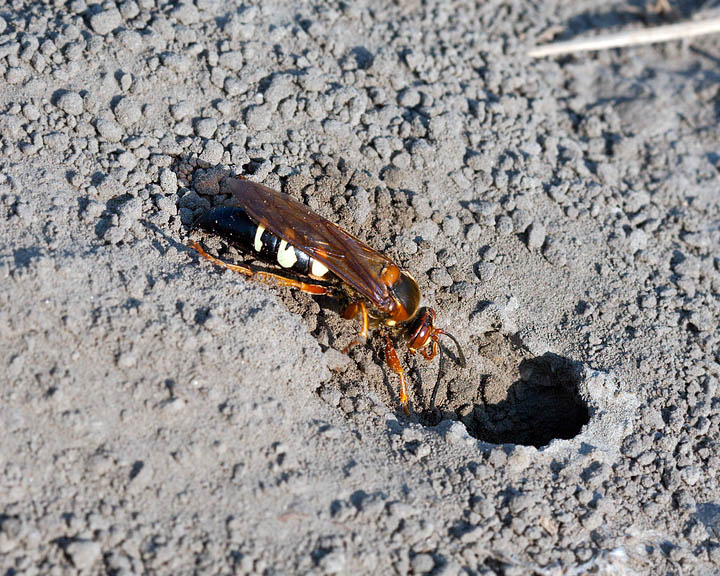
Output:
[436, 330, 466, 368]
[430, 341, 446, 411]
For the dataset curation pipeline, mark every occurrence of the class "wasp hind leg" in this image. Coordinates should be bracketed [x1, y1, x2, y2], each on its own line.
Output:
[190, 241, 332, 296]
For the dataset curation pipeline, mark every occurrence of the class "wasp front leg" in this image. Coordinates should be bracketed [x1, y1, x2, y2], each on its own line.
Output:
[384, 333, 410, 416]
[421, 339, 438, 361]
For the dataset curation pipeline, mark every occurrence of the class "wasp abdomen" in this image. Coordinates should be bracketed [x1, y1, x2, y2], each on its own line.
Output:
[195, 206, 330, 280]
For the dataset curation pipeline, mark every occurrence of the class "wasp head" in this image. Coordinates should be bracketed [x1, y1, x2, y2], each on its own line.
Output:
[406, 307, 436, 351]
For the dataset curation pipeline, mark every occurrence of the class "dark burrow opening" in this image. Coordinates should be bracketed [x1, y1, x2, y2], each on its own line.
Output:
[423, 332, 590, 448]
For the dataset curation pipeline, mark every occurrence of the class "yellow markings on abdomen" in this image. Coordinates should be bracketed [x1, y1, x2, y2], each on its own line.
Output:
[310, 259, 329, 279]
[277, 240, 298, 268]
[254, 224, 266, 252]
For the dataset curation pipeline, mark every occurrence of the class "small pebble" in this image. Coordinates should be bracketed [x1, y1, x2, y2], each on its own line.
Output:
[392, 151, 411, 169]
[162, 52, 192, 73]
[117, 29, 143, 52]
[117, 352, 136, 368]
[476, 262, 496, 282]
[470, 200, 497, 217]
[639, 294, 657, 309]
[482, 245, 498, 261]
[508, 493, 533, 515]
[0, 516, 22, 543]
[119, 0, 140, 20]
[264, 73, 295, 108]
[224, 76, 243, 96]
[682, 231, 710, 248]
[159, 168, 178, 194]
[399, 88, 421, 108]
[95, 118, 123, 142]
[628, 229, 647, 253]
[194, 117, 217, 138]
[680, 466, 700, 486]
[57, 91, 84, 116]
[117, 151, 137, 170]
[170, 101, 193, 121]
[119, 72, 133, 91]
[430, 267, 453, 287]
[66, 540, 102, 570]
[299, 67, 326, 92]
[411, 553, 435, 573]
[200, 140, 224, 164]
[459, 525, 484, 544]
[89, 7, 122, 35]
[526, 221, 546, 250]
[688, 310, 713, 333]
[171, 2, 200, 25]
[238, 5, 258, 22]
[44, 132, 70, 152]
[23, 103, 41, 121]
[118, 197, 143, 228]
[245, 105, 272, 131]
[542, 238, 567, 266]
[218, 50, 244, 71]
[512, 209, 532, 233]
[114, 97, 141, 127]
[495, 214, 513, 235]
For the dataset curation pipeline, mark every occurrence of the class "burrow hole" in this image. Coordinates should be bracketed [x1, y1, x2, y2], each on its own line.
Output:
[427, 332, 590, 448]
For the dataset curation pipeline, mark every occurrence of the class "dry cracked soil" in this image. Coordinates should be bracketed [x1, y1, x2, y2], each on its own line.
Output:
[1, 0, 719, 574]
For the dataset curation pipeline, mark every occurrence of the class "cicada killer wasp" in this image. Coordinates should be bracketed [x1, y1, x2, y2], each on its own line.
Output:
[189, 176, 465, 415]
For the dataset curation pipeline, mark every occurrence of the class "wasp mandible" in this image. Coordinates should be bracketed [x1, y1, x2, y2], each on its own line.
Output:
[189, 175, 465, 414]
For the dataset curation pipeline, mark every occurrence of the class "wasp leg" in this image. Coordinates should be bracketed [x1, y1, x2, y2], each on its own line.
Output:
[421, 340, 438, 361]
[191, 241, 254, 275]
[384, 333, 410, 416]
[190, 241, 331, 296]
[342, 301, 369, 353]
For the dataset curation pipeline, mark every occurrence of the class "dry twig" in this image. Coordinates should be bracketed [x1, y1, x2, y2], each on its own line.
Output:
[528, 15, 720, 57]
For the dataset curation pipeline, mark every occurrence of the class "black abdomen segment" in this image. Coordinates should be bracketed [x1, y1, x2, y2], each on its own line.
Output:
[194, 206, 330, 279]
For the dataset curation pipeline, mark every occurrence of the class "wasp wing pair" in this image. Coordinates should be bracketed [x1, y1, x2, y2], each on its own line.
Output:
[230, 178, 396, 309]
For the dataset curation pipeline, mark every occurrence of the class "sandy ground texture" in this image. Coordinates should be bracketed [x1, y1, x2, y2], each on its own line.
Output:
[1, 0, 719, 574]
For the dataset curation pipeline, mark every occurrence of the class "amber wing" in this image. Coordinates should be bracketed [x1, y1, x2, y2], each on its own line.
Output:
[227, 177, 396, 309]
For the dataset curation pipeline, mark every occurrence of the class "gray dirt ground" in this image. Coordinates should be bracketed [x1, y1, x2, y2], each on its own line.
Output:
[1, 0, 719, 574]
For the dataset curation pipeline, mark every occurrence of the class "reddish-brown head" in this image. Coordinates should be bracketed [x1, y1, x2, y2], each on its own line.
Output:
[407, 307, 437, 352]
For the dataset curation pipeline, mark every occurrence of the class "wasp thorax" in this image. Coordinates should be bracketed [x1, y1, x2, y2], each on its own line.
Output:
[386, 270, 421, 324]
